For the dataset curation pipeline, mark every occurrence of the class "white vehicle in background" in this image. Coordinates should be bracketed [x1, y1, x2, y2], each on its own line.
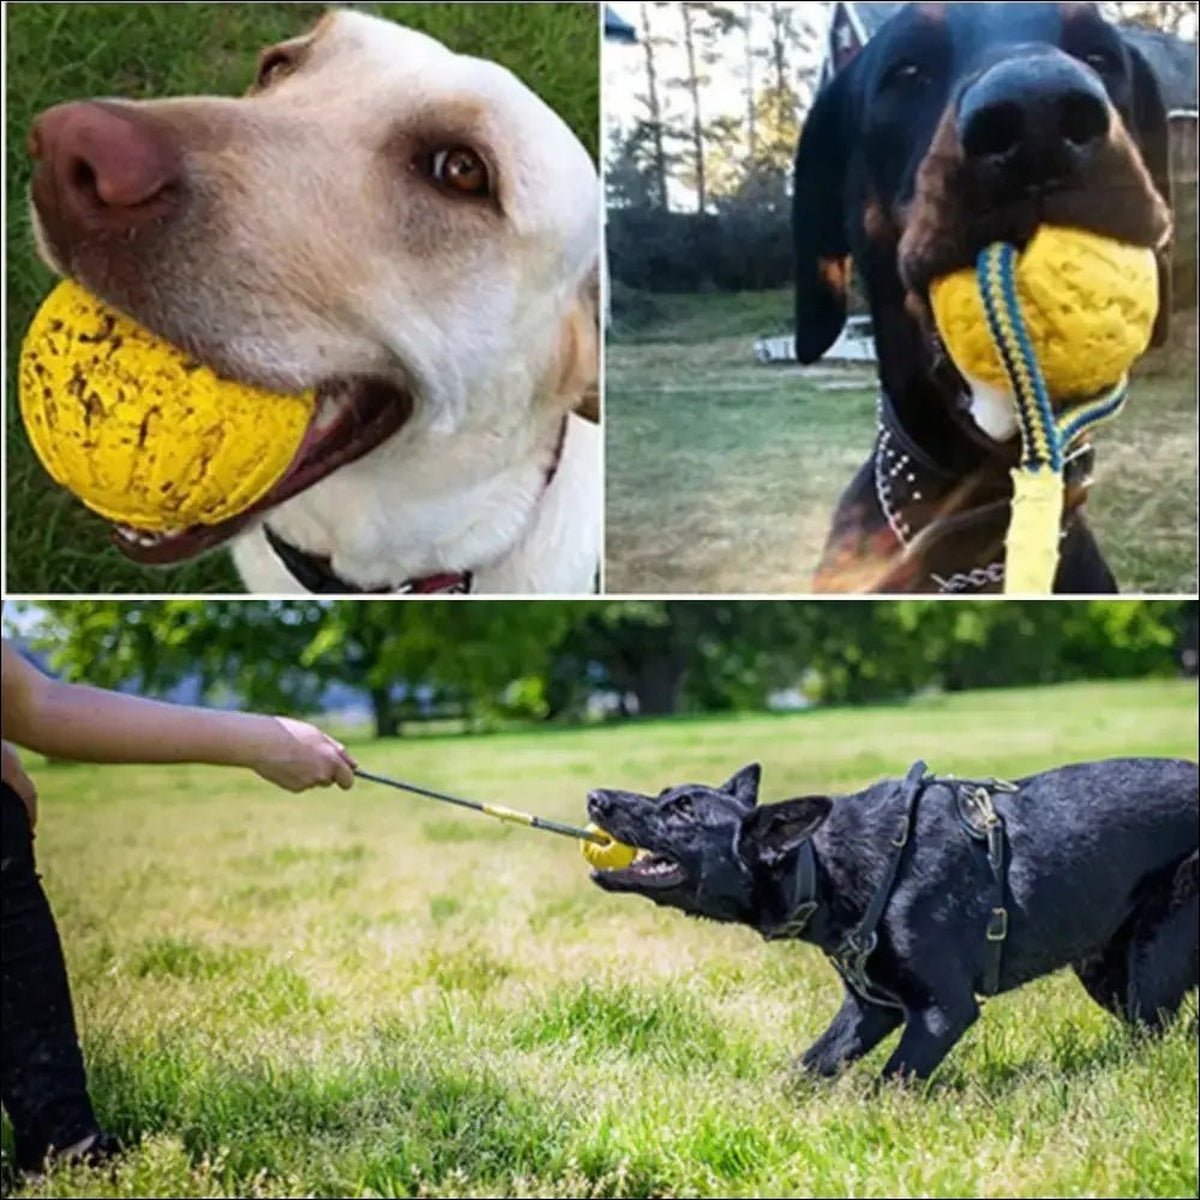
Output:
[754, 314, 877, 365]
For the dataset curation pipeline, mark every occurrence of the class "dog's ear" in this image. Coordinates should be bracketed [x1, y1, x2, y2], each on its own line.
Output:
[739, 795, 832, 865]
[793, 61, 856, 364]
[549, 267, 600, 422]
[1121, 34, 1172, 347]
[720, 763, 761, 808]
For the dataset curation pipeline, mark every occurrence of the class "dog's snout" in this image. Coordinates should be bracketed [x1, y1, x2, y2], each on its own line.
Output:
[30, 101, 182, 234]
[960, 55, 1110, 185]
[587, 789, 613, 815]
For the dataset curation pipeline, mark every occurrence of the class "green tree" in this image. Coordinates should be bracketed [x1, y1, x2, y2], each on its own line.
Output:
[20, 600, 577, 738]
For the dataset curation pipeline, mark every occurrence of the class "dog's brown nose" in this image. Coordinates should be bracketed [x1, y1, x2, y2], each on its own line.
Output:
[30, 101, 181, 233]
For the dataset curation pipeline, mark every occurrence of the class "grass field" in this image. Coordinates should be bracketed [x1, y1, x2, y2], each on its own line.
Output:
[5, 678, 1197, 1198]
[3, 1, 599, 594]
[604, 291, 1199, 595]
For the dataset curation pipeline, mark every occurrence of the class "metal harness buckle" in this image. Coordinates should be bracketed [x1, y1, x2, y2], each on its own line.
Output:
[986, 906, 1009, 941]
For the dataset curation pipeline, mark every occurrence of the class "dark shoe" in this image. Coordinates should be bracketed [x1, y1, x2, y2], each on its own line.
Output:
[18, 1131, 123, 1184]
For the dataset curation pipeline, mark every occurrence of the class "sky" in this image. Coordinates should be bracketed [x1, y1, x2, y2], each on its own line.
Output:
[605, 1, 1197, 157]
[604, 1, 830, 147]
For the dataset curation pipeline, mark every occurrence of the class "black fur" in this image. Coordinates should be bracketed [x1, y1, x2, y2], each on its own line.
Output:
[589, 757, 1199, 1081]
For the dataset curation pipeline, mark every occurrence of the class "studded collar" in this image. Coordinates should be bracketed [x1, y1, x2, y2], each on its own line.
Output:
[871, 394, 1095, 594]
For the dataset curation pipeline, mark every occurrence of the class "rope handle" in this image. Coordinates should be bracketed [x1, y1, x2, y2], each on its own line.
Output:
[975, 243, 1129, 595]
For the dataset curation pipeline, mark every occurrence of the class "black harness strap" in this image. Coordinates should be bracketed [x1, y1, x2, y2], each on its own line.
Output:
[954, 777, 1019, 996]
[829, 759, 929, 1009]
[763, 761, 1021, 1007]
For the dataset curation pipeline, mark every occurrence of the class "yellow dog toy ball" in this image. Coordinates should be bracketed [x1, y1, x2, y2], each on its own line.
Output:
[930, 226, 1157, 403]
[19, 280, 316, 531]
[580, 823, 637, 870]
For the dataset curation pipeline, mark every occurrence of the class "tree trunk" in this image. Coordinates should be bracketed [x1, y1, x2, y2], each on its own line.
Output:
[744, 6, 757, 162]
[769, 3, 788, 96]
[680, 3, 707, 213]
[370, 686, 401, 738]
[639, 3, 670, 209]
[631, 652, 687, 716]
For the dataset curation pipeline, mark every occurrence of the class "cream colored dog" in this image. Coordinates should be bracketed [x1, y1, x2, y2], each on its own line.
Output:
[29, 10, 600, 594]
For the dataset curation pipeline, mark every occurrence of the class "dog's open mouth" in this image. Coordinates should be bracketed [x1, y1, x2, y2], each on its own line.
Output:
[593, 852, 686, 891]
[112, 376, 413, 565]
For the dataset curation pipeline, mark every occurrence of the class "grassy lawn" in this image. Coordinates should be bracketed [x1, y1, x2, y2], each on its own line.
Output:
[605, 290, 1198, 595]
[5, 678, 1197, 1198]
[3, 2, 598, 594]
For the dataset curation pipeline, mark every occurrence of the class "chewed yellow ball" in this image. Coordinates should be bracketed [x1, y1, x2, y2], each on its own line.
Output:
[580, 823, 638, 870]
[930, 226, 1157, 403]
[19, 280, 316, 531]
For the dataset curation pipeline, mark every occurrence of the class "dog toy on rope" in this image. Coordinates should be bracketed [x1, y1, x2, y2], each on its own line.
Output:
[353, 768, 638, 869]
[19, 280, 316, 532]
[930, 227, 1158, 594]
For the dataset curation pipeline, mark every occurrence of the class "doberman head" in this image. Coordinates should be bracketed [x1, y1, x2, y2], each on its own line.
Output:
[793, 1, 1172, 461]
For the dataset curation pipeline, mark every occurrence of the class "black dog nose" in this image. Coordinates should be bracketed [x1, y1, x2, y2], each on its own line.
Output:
[960, 54, 1110, 186]
[587, 790, 611, 813]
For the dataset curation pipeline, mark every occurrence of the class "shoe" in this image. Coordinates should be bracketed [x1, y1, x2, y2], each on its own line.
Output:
[17, 1130, 123, 1183]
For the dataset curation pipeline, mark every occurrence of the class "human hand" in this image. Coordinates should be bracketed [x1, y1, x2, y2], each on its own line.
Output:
[249, 717, 356, 792]
[2, 740, 38, 829]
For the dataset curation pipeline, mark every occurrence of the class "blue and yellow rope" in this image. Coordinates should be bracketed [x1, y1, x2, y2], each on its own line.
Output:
[975, 244, 1129, 593]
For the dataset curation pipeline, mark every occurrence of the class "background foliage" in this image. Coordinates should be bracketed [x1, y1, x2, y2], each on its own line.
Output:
[606, 1, 1196, 299]
[10, 600, 1195, 738]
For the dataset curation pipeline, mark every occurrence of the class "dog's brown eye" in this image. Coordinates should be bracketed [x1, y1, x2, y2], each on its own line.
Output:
[432, 147, 490, 196]
[256, 48, 295, 88]
[884, 60, 927, 88]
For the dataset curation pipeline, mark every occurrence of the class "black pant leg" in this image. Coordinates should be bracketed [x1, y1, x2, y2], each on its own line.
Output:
[1, 782, 100, 1170]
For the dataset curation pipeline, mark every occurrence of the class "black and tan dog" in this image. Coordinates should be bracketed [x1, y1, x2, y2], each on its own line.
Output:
[794, 2, 1173, 594]
[588, 758, 1198, 1081]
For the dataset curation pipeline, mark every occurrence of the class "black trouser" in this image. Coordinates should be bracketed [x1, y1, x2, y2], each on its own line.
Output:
[1, 782, 100, 1170]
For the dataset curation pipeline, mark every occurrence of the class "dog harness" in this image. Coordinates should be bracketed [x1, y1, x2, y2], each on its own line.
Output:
[262, 416, 570, 595]
[867, 394, 1096, 595]
[763, 760, 1019, 1007]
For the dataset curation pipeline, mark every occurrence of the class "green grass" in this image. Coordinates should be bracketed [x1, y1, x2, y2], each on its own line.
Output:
[605, 290, 1198, 595]
[5, 678, 1197, 1197]
[4, 2, 598, 594]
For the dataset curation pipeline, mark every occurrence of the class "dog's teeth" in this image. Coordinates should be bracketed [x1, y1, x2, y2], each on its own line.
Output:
[116, 524, 166, 548]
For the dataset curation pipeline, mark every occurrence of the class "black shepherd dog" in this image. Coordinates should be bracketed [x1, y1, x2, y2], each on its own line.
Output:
[589, 757, 1198, 1081]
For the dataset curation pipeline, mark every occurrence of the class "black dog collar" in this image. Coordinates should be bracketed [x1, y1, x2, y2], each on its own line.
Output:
[262, 416, 570, 595]
[263, 525, 472, 594]
[761, 839, 819, 942]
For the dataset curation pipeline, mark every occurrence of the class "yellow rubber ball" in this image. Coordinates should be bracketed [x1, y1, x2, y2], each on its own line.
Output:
[580, 823, 638, 870]
[19, 281, 316, 531]
[930, 226, 1157, 403]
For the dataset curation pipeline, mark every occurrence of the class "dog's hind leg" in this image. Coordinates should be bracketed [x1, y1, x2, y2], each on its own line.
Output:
[1074, 851, 1199, 1029]
[798, 987, 903, 1078]
[1125, 851, 1199, 1030]
[879, 993, 979, 1082]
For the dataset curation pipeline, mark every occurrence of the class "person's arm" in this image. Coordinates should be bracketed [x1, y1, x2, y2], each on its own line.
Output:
[1, 639, 355, 791]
